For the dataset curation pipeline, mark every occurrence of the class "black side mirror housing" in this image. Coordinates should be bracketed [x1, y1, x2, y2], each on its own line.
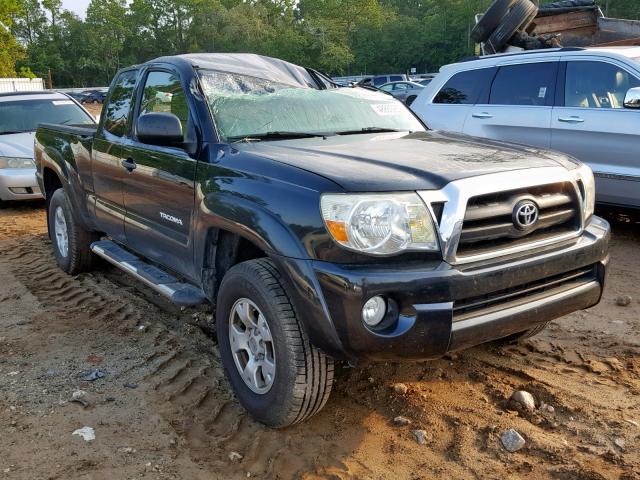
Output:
[136, 112, 184, 146]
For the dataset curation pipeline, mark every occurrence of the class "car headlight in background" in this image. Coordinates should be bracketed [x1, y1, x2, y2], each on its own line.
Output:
[320, 193, 439, 255]
[573, 163, 595, 223]
[0, 157, 35, 169]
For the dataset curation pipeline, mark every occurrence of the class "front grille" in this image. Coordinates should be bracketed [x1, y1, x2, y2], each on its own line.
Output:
[456, 182, 581, 259]
[453, 265, 597, 321]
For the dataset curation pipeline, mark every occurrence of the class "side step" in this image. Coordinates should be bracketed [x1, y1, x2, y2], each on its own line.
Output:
[90, 240, 207, 307]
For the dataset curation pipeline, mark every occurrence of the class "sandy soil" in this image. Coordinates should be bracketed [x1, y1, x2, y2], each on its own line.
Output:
[0, 202, 638, 480]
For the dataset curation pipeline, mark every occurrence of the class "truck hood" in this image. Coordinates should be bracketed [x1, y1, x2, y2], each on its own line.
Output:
[238, 130, 578, 191]
[0, 132, 36, 159]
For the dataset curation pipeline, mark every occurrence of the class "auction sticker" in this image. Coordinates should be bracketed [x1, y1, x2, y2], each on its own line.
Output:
[371, 103, 404, 116]
[52, 100, 74, 106]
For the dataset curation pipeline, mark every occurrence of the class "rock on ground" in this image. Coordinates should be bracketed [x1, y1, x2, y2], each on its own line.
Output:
[501, 429, 526, 452]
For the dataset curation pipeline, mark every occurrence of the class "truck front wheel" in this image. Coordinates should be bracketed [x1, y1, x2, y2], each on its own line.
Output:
[217, 258, 334, 428]
[48, 188, 99, 274]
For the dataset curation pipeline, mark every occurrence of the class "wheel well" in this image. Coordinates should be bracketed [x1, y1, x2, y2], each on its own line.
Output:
[43, 167, 62, 202]
[203, 229, 268, 301]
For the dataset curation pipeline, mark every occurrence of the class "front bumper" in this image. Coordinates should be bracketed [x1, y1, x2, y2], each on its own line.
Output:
[278, 216, 610, 362]
[0, 168, 43, 201]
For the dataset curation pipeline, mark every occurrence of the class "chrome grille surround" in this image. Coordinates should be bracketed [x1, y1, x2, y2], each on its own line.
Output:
[418, 167, 585, 265]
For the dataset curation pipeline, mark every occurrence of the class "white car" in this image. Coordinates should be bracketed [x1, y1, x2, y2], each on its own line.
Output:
[0, 91, 95, 203]
[411, 47, 640, 208]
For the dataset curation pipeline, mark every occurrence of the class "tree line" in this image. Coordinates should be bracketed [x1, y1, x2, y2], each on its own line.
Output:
[1, 0, 640, 87]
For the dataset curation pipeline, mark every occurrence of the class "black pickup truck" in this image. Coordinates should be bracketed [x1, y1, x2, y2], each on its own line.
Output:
[35, 53, 610, 427]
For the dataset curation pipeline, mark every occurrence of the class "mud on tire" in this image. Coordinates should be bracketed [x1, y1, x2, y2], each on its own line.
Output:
[217, 258, 334, 428]
[48, 188, 99, 275]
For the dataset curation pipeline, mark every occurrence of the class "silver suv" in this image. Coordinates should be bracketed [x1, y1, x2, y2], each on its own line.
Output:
[411, 47, 640, 208]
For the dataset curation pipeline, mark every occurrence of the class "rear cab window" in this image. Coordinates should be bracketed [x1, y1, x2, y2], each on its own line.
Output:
[434, 68, 495, 104]
[102, 69, 139, 137]
[489, 62, 557, 106]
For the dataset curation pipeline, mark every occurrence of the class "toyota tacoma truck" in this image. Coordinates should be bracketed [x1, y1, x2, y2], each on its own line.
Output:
[35, 53, 610, 428]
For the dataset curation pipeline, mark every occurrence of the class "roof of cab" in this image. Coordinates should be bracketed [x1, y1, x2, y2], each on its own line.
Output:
[146, 53, 320, 89]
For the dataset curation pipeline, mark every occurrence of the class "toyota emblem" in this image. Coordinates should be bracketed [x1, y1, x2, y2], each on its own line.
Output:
[513, 201, 539, 230]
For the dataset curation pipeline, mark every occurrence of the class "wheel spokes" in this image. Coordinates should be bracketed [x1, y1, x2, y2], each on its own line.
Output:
[228, 298, 277, 394]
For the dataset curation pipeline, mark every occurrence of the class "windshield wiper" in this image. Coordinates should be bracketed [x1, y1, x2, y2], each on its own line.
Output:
[335, 127, 403, 136]
[0, 131, 26, 135]
[229, 131, 329, 143]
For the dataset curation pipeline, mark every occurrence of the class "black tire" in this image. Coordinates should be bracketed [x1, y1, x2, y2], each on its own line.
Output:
[470, 0, 517, 43]
[496, 322, 549, 345]
[486, 0, 538, 53]
[48, 188, 99, 274]
[217, 258, 334, 428]
[406, 95, 417, 106]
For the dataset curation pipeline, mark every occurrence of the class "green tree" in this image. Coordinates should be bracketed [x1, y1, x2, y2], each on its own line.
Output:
[0, 0, 25, 76]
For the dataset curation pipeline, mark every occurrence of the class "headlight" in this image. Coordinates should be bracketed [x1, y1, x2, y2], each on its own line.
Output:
[573, 164, 595, 223]
[0, 157, 35, 169]
[320, 193, 439, 255]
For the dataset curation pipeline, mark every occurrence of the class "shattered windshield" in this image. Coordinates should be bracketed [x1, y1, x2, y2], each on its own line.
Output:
[198, 70, 424, 142]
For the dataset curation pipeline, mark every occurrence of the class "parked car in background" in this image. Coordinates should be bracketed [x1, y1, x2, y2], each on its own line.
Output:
[411, 46, 640, 208]
[357, 74, 409, 88]
[36, 53, 609, 428]
[0, 91, 95, 204]
[378, 81, 425, 105]
[80, 89, 107, 104]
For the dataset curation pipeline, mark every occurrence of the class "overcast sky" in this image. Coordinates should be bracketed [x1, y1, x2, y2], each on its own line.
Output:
[62, 0, 91, 17]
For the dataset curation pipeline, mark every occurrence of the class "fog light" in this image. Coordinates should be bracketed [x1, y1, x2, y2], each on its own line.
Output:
[362, 296, 387, 327]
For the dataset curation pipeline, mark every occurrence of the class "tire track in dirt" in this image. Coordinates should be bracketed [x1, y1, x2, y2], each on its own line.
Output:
[2, 204, 639, 479]
[0, 224, 352, 479]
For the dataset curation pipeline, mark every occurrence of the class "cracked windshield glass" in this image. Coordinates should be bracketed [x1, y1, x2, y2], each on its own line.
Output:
[198, 71, 425, 142]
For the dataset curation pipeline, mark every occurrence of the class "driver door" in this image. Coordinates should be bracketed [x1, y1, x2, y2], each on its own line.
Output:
[551, 59, 640, 207]
[121, 69, 198, 279]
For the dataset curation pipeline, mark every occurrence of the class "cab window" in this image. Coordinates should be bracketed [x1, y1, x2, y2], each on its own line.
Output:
[138, 71, 190, 130]
[373, 77, 388, 87]
[434, 68, 494, 104]
[489, 63, 556, 106]
[103, 70, 138, 137]
[565, 61, 640, 109]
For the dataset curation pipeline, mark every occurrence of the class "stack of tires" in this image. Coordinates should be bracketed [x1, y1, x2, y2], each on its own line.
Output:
[471, 0, 539, 54]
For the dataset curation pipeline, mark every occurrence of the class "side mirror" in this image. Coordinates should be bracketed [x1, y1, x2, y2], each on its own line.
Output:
[624, 87, 640, 109]
[136, 112, 183, 146]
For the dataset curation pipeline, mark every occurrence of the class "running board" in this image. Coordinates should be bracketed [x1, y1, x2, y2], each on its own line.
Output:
[90, 240, 207, 307]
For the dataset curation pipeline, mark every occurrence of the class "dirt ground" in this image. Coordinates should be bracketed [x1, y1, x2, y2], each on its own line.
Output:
[0, 202, 638, 480]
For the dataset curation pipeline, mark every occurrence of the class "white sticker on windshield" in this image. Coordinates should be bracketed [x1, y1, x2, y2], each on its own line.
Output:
[52, 100, 74, 106]
[538, 87, 547, 99]
[371, 103, 404, 116]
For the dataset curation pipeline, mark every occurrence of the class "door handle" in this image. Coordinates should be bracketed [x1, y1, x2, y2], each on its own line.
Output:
[121, 158, 137, 172]
[558, 116, 585, 124]
[472, 112, 493, 119]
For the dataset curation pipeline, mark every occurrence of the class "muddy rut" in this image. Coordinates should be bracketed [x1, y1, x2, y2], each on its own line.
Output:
[1, 203, 638, 479]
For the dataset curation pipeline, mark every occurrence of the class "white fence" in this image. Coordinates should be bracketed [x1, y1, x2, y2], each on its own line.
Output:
[0, 78, 45, 93]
